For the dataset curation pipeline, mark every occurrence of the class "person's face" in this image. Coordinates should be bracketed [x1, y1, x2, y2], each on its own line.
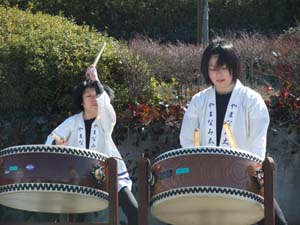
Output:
[82, 87, 98, 112]
[208, 54, 234, 94]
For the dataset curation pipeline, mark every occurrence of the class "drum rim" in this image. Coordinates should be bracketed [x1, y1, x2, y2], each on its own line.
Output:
[0, 144, 108, 160]
[0, 182, 109, 200]
[150, 185, 264, 207]
[152, 146, 263, 165]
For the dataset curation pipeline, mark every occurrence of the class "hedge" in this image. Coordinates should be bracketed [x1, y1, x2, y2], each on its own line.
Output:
[0, 6, 154, 116]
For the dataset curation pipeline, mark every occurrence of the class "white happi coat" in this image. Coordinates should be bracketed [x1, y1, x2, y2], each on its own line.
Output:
[180, 80, 270, 159]
[46, 91, 132, 191]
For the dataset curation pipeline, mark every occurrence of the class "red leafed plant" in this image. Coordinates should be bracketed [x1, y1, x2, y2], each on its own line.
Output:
[120, 103, 184, 128]
[268, 28, 300, 132]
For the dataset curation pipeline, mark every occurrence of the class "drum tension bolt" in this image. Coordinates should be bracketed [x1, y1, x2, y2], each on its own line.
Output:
[92, 165, 105, 183]
[253, 169, 264, 190]
[148, 171, 157, 186]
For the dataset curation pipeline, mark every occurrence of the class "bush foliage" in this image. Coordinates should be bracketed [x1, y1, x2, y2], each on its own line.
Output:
[1, 0, 299, 42]
[0, 6, 299, 151]
[0, 6, 155, 115]
[0, 6, 175, 148]
[267, 27, 300, 132]
[127, 32, 300, 135]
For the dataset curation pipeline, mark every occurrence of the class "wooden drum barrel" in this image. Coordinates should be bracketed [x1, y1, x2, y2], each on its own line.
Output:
[0, 145, 109, 213]
[150, 146, 264, 225]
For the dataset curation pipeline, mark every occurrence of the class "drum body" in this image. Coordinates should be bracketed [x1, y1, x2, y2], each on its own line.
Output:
[0, 145, 109, 213]
[150, 147, 264, 225]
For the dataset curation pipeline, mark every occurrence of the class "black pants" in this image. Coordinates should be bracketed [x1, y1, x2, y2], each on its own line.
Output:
[119, 186, 138, 225]
[254, 199, 288, 225]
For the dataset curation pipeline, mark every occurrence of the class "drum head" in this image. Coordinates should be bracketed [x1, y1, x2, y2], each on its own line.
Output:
[0, 183, 108, 213]
[151, 187, 264, 225]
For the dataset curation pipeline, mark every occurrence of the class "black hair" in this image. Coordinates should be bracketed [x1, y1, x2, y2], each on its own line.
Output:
[73, 80, 115, 111]
[200, 38, 241, 85]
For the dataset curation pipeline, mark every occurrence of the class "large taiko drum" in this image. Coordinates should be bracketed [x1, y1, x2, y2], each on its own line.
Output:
[150, 146, 264, 225]
[0, 145, 109, 213]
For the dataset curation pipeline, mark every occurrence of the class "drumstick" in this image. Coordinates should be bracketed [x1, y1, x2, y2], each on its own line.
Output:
[223, 122, 238, 149]
[92, 42, 107, 66]
[194, 128, 200, 147]
[50, 132, 64, 144]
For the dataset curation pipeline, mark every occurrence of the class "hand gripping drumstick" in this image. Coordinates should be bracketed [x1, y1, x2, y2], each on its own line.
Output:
[50, 132, 64, 144]
[92, 42, 107, 66]
[194, 128, 200, 147]
[223, 122, 238, 149]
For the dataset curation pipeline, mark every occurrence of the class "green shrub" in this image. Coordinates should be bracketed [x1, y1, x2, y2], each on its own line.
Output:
[0, 6, 154, 115]
[0, 6, 162, 148]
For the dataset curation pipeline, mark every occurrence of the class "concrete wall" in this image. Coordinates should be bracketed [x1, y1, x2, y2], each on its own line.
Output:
[267, 128, 300, 225]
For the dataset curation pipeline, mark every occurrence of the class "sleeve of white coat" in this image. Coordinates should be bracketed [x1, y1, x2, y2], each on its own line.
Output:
[96, 91, 133, 191]
[180, 95, 201, 148]
[96, 91, 116, 135]
[247, 93, 270, 158]
[45, 117, 74, 145]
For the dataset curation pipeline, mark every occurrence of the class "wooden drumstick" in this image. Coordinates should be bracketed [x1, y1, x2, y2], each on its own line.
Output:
[92, 42, 107, 66]
[50, 132, 64, 144]
[194, 128, 200, 147]
[223, 122, 238, 149]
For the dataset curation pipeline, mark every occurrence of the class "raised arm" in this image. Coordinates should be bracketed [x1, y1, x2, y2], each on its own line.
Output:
[86, 65, 116, 135]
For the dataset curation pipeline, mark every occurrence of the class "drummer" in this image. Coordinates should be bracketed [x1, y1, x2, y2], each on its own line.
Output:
[45, 65, 138, 225]
[179, 38, 287, 225]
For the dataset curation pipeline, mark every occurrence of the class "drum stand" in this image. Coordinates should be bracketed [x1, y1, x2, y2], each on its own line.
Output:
[138, 156, 275, 225]
[138, 157, 150, 225]
[263, 156, 275, 225]
[4, 157, 119, 225]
